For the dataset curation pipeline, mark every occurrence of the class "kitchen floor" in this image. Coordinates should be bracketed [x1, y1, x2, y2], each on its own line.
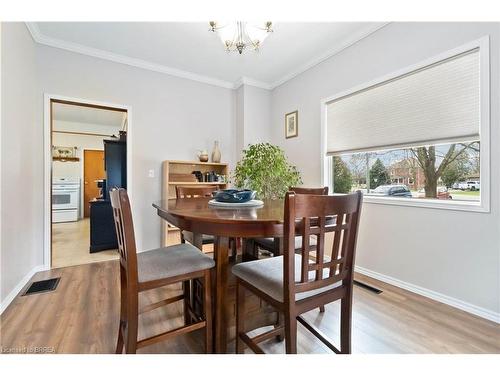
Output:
[52, 218, 118, 268]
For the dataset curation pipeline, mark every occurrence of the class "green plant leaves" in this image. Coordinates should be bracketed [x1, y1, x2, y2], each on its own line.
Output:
[233, 143, 302, 199]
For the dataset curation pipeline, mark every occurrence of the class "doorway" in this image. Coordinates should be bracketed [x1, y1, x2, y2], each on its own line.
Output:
[48, 97, 130, 269]
[83, 150, 105, 218]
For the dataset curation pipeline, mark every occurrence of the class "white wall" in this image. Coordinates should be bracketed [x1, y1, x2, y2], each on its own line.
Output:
[52, 121, 122, 183]
[234, 84, 271, 159]
[270, 22, 500, 318]
[1, 23, 42, 304]
[242, 85, 271, 146]
[36, 44, 236, 253]
[235, 85, 244, 159]
[54, 120, 123, 136]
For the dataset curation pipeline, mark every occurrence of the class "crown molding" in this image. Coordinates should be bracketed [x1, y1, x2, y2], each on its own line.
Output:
[233, 76, 273, 90]
[25, 22, 235, 89]
[270, 22, 391, 89]
[25, 22, 389, 92]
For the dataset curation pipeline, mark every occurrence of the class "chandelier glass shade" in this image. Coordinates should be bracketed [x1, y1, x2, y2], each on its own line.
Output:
[209, 21, 273, 54]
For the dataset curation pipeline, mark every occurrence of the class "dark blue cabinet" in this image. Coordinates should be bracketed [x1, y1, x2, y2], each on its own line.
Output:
[89, 139, 126, 252]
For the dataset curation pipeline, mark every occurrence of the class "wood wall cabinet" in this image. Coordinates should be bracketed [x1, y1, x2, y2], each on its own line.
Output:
[161, 160, 229, 247]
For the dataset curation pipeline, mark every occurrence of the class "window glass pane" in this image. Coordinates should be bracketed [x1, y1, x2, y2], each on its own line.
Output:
[331, 141, 480, 202]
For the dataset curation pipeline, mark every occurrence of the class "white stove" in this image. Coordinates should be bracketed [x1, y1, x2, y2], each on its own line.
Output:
[52, 178, 80, 223]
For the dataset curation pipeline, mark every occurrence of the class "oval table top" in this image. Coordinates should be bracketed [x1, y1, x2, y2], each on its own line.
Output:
[153, 197, 287, 238]
[153, 198, 336, 239]
[153, 197, 285, 224]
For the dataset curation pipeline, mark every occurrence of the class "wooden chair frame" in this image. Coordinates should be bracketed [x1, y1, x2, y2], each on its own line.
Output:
[175, 185, 238, 255]
[249, 186, 329, 258]
[235, 191, 362, 354]
[110, 188, 213, 354]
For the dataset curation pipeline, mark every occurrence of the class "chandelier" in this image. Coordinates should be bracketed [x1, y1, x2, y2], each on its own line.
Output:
[209, 21, 273, 54]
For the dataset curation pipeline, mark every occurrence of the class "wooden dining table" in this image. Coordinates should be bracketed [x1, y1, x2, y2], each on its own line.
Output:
[153, 197, 291, 353]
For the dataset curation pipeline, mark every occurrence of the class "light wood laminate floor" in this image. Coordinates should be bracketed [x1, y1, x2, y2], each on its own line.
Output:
[52, 218, 118, 269]
[1, 260, 498, 354]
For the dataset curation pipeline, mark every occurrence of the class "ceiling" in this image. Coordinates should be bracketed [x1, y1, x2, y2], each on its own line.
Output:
[53, 102, 126, 128]
[29, 22, 387, 89]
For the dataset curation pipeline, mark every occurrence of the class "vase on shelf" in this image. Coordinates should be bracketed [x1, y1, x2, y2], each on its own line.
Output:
[197, 150, 209, 162]
[211, 141, 221, 163]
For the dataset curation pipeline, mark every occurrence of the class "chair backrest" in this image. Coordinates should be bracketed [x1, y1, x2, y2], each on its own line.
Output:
[176, 185, 219, 199]
[282, 191, 362, 303]
[109, 188, 138, 289]
[289, 186, 329, 195]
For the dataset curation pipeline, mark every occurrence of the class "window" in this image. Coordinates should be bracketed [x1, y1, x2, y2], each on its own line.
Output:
[330, 141, 480, 202]
[323, 39, 489, 211]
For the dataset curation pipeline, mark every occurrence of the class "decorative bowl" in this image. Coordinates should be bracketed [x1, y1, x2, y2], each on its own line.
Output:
[213, 189, 256, 203]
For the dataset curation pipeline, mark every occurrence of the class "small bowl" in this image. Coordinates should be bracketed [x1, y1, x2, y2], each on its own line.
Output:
[213, 189, 256, 203]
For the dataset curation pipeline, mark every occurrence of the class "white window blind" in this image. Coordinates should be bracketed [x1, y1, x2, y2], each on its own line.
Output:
[326, 49, 480, 155]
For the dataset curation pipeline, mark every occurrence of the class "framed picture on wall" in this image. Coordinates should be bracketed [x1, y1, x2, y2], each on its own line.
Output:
[285, 110, 298, 139]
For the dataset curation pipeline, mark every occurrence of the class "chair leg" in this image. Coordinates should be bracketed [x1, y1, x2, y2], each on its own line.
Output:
[284, 310, 297, 354]
[242, 239, 256, 262]
[275, 312, 285, 342]
[235, 280, 246, 354]
[115, 323, 124, 354]
[124, 290, 139, 354]
[319, 305, 325, 313]
[229, 238, 237, 261]
[340, 293, 352, 354]
[203, 270, 213, 354]
[252, 242, 260, 259]
[183, 280, 192, 325]
[116, 269, 127, 354]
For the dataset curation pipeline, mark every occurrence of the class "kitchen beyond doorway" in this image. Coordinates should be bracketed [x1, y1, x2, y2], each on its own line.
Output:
[83, 150, 105, 218]
[49, 97, 129, 269]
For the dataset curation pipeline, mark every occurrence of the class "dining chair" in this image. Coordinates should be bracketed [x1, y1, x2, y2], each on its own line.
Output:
[176, 185, 219, 247]
[247, 186, 329, 259]
[232, 191, 363, 354]
[176, 185, 237, 257]
[110, 188, 215, 354]
[244, 187, 330, 313]
[175, 185, 238, 324]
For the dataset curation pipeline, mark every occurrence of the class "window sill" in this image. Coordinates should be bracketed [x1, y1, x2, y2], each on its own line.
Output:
[361, 195, 489, 213]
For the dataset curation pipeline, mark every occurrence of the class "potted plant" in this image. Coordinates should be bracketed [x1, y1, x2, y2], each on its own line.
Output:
[233, 143, 302, 199]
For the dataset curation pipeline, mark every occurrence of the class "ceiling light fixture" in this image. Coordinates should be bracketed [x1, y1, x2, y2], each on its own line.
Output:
[209, 21, 273, 54]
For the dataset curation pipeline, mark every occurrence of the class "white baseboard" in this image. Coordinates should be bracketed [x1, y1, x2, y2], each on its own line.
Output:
[0, 264, 47, 315]
[355, 266, 500, 324]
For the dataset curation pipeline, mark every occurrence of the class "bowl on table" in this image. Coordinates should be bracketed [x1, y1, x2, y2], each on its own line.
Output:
[212, 189, 256, 203]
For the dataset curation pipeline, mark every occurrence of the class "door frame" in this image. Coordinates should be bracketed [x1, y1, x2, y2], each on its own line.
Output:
[44, 94, 132, 269]
[82, 148, 105, 219]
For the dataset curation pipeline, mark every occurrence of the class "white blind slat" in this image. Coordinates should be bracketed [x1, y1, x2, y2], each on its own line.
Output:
[326, 49, 480, 155]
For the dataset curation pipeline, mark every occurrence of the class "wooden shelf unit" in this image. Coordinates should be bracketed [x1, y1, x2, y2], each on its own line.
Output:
[161, 160, 229, 246]
[53, 156, 80, 162]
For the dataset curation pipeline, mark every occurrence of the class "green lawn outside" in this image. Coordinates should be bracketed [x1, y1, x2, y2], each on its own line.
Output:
[448, 189, 480, 196]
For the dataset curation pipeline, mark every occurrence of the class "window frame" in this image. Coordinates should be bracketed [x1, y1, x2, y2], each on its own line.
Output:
[321, 37, 490, 213]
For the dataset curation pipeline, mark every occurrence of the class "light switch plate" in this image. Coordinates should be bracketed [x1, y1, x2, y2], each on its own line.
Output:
[148, 169, 155, 178]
